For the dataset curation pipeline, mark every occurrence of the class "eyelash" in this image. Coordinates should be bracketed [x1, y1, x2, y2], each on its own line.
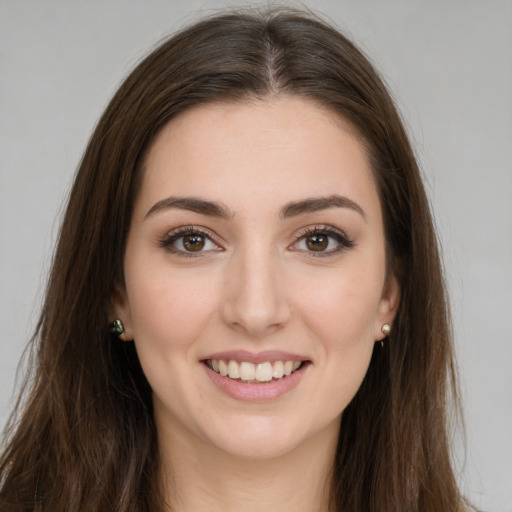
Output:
[158, 224, 355, 258]
[292, 225, 355, 257]
[158, 225, 221, 258]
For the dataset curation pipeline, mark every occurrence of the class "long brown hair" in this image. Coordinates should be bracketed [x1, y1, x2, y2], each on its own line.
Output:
[1, 8, 470, 511]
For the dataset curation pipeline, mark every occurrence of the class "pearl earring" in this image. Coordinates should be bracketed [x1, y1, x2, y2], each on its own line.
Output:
[381, 323, 391, 336]
[379, 323, 392, 348]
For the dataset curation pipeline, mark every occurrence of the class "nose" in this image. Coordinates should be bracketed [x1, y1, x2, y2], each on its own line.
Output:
[220, 246, 291, 338]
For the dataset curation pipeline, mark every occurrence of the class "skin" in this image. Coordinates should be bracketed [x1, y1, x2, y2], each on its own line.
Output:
[113, 96, 399, 511]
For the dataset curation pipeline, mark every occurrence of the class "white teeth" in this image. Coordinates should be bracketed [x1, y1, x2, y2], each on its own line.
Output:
[227, 360, 240, 379]
[255, 362, 273, 382]
[218, 360, 228, 376]
[239, 361, 256, 380]
[272, 360, 284, 379]
[207, 359, 303, 382]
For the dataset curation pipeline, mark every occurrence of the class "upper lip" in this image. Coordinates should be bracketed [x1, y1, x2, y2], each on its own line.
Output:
[202, 350, 310, 364]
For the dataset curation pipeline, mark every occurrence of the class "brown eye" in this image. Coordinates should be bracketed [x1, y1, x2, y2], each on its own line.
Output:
[160, 228, 221, 256]
[182, 234, 205, 251]
[305, 234, 328, 251]
[291, 226, 355, 257]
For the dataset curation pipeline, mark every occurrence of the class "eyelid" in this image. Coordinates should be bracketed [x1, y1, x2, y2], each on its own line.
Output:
[158, 225, 224, 256]
[290, 224, 355, 257]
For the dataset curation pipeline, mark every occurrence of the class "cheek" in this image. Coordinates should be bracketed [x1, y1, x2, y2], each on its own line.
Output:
[125, 263, 218, 353]
[124, 264, 221, 415]
[302, 269, 381, 408]
[293, 259, 383, 401]
[296, 263, 384, 347]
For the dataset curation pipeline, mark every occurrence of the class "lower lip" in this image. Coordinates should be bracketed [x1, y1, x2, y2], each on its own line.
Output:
[202, 363, 309, 402]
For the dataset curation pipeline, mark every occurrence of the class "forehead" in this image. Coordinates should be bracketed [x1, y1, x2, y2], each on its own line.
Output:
[136, 96, 380, 219]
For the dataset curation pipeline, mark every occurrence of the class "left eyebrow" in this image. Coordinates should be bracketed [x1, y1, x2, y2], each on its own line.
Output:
[145, 196, 234, 220]
[280, 195, 366, 220]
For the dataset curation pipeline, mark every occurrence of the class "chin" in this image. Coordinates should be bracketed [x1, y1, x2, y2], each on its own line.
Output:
[213, 432, 304, 461]
[200, 413, 335, 461]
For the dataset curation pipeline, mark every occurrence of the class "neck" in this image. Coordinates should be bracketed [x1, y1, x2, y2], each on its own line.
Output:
[157, 418, 340, 512]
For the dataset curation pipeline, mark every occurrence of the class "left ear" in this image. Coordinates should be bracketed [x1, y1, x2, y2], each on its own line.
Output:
[374, 273, 400, 341]
[108, 283, 134, 342]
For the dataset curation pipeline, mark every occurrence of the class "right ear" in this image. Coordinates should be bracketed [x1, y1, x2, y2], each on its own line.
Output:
[109, 284, 134, 341]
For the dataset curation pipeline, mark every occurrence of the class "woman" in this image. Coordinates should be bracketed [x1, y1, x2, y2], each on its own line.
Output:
[0, 8, 473, 511]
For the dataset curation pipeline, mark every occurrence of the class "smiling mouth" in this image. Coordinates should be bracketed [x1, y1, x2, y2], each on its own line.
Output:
[204, 359, 307, 383]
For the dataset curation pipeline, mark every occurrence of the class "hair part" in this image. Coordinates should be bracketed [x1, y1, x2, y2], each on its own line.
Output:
[1, 7, 469, 511]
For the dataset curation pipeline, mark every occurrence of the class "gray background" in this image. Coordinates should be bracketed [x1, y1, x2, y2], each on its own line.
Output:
[1, 1, 511, 510]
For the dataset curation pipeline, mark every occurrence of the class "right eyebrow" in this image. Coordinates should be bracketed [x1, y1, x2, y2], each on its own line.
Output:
[144, 196, 234, 220]
[280, 194, 366, 221]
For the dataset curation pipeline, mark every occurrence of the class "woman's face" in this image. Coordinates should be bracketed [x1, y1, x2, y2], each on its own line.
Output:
[115, 97, 399, 459]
